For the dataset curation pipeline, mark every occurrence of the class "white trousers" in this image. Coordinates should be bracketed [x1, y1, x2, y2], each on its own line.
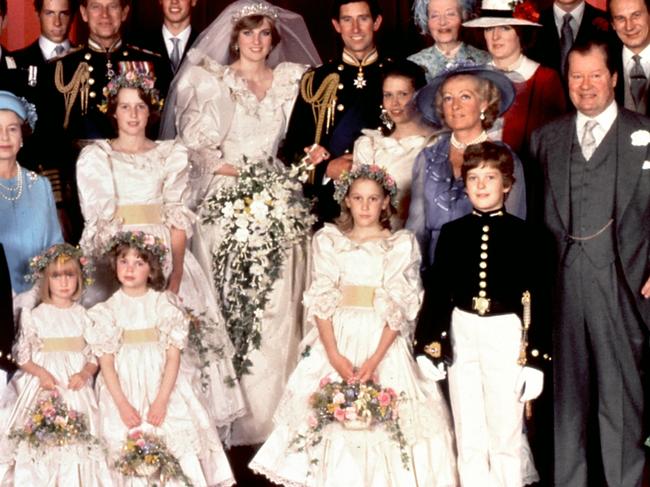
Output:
[448, 308, 532, 487]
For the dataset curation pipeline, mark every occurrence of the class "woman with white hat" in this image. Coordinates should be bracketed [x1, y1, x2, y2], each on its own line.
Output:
[463, 0, 567, 156]
[409, 0, 490, 82]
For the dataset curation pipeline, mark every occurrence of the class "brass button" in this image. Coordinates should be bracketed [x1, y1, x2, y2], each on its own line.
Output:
[88, 78, 95, 85]
[89, 91, 96, 98]
[478, 290, 486, 297]
[337, 104, 344, 111]
[88, 66, 94, 72]
[479, 271, 486, 278]
[338, 64, 344, 71]
[480, 252, 487, 259]
[482, 234, 489, 241]
[123, 50, 129, 56]
[84, 52, 91, 60]
[479, 261, 487, 269]
[531, 349, 539, 357]
[338, 83, 344, 89]
[482, 225, 489, 232]
[481, 243, 488, 250]
[479, 281, 486, 288]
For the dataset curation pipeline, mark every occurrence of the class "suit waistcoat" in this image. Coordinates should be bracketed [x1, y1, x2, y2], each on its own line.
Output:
[567, 128, 617, 268]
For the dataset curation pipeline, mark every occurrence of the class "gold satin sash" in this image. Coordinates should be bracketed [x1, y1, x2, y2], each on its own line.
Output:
[116, 204, 162, 225]
[122, 328, 159, 344]
[41, 336, 86, 352]
[340, 285, 376, 308]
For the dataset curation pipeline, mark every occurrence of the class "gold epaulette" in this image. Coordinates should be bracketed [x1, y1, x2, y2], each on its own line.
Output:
[126, 45, 162, 58]
[300, 70, 340, 145]
[55, 60, 91, 129]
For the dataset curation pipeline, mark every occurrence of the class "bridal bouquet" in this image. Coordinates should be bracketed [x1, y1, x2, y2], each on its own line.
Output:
[200, 157, 315, 378]
[9, 389, 99, 450]
[291, 376, 410, 469]
[114, 430, 192, 485]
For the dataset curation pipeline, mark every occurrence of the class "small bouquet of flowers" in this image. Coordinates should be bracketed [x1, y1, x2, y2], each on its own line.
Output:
[200, 156, 315, 378]
[291, 376, 410, 469]
[9, 389, 99, 450]
[114, 430, 192, 485]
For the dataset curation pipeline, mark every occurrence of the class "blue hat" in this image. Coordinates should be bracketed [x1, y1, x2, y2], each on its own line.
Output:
[0, 91, 38, 130]
[416, 64, 515, 126]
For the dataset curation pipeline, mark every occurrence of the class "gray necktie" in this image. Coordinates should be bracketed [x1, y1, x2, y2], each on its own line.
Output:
[52, 44, 65, 58]
[581, 120, 598, 160]
[630, 54, 647, 111]
[170, 38, 181, 73]
[560, 14, 573, 76]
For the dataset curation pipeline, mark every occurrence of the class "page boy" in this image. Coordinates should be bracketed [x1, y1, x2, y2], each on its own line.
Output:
[415, 141, 552, 487]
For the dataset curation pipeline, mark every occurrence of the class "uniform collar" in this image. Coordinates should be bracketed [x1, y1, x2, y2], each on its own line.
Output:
[342, 48, 378, 67]
[472, 207, 505, 217]
[88, 38, 123, 53]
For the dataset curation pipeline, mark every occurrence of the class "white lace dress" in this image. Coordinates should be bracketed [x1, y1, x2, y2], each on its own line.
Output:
[250, 225, 458, 486]
[353, 129, 435, 230]
[0, 303, 111, 486]
[175, 54, 309, 445]
[76, 140, 246, 430]
[86, 289, 235, 487]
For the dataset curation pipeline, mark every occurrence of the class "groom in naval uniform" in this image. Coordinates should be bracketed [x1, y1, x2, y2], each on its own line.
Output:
[281, 0, 387, 224]
[530, 39, 650, 487]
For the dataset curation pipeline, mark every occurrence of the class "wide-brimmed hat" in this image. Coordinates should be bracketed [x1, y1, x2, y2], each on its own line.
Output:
[0, 91, 38, 130]
[416, 63, 515, 126]
[463, 0, 541, 27]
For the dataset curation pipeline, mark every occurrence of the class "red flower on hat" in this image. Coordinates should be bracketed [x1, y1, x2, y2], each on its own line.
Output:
[511, 0, 540, 23]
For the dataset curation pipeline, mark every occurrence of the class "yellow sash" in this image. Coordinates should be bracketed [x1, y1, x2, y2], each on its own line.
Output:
[340, 286, 376, 308]
[41, 336, 86, 353]
[116, 204, 162, 225]
[122, 328, 159, 344]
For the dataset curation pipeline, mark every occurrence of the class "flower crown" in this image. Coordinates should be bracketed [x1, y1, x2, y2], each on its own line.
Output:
[232, 2, 279, 23]
[509, 0, 540, 23]
[99, 66, 163, 114]
[104, 231, 168, 265]
[25, 243, 94, 287]
[334, 164, 399, 208]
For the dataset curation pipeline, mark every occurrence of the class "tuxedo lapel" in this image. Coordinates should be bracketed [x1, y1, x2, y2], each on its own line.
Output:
[547, 117, 575, 230]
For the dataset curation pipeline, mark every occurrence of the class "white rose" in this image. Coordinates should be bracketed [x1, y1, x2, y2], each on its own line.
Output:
[234, 227, 249, 242]
[630, 130, 650, 146]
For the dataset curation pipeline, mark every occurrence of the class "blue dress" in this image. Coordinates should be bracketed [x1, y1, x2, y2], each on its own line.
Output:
[0, 166, 62, 292]
[406, 133, 526, 268]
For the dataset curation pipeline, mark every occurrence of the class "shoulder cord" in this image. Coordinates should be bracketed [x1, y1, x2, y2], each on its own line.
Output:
[55, 61, 91, 129]
[299, 71, 340, 145]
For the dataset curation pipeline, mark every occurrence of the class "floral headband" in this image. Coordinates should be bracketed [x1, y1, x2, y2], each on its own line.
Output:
[25, 243, 94, 287]
[99, 65, 163, 114]
[334, 164, 399, 208]
[232, 2, 279, 23]
[104, 231, 168, 265]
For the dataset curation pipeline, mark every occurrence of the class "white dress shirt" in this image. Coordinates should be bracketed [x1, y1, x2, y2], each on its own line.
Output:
[553, 1, 585, 40]
[622, 44, 650, 111]
[39, 36, 71, 60]
[162, 24, 192, 60]
[575, 100, 618, 153]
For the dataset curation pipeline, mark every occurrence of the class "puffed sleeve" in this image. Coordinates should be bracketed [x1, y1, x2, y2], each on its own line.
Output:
[85, 301, 121, 356]
[302, 226, 342, 328]
[14, 307, 41, 366]
[160, 141, 196, 237]
[76, 142, 121, 256]
[504, 149, 527, 220]
[373, 231, 423, 342]
[175, 54, 235, 177]
[156, 292, 189, 351]
[352, 131, 376, 166]
[78, 309, 98, 366]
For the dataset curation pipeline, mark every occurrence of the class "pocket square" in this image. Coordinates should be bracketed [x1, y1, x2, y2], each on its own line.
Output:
[644, 160, 650, 170]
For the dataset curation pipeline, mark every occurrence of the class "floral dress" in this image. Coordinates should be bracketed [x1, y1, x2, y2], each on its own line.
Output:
[86, 289, 235, 487]
[76, 139, 246, 431]
[0, 303, 111, 486]
[250, 225, 458, 486]
[174, 52, 309, 445]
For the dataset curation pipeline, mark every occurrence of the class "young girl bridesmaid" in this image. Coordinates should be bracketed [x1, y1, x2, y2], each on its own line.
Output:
[0, 244, 110, 486]
[250, 165, 458, 486]
[85, 231, 235, 487]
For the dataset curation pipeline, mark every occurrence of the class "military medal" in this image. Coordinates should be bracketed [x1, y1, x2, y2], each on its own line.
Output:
[354, 68, 366, 89]
[342, 48, 378, 90]
[106, 60, 114, 79]
[472, 296, 491, 315]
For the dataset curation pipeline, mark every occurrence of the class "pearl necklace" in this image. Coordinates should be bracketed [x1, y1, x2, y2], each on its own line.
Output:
[0, 163, 23, 202]
[450, 131, 488, 150]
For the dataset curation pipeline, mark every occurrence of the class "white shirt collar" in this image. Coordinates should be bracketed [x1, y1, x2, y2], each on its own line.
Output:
[39, 36, 71, 60]
[489, 54, 539, 82]
[162, 24, 191, 54]
[575, 100, 618, 141]
[622, 43, 650, 69]
[553, 1, 585, 36]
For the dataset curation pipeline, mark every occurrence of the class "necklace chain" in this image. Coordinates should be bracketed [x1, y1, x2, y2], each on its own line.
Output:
[450, 131, 488, 150]
[0, 163, 23, 202]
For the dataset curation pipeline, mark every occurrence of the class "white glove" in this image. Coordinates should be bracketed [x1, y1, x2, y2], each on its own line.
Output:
[515, 366, 544, 402]
[416, 355, 446, 382]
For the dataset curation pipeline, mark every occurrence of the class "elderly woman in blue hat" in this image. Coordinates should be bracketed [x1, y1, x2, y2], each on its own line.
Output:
[408, 0, 490, 82]
[0, 91, 62, 293]
[406, 64, 526, 267]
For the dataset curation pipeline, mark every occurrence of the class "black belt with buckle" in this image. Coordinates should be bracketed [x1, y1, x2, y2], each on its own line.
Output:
[457, 298, 516, 317]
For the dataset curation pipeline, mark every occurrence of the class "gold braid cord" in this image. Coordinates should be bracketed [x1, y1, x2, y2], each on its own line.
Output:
[519, 290, 533, 419]
[300, 71, 340, 146]
[55, 61, 91, 129]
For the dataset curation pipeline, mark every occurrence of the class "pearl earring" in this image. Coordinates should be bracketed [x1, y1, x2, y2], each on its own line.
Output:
[480, 111, 485, 121]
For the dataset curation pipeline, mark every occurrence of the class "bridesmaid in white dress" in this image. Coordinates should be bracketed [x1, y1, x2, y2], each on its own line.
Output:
[353, 60, 437, 229]
[76, 75, 246, 431]
[166, 0, 321, 446]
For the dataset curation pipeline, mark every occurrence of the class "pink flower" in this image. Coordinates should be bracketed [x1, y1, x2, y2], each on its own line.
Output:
[319, 376, 331, 388]
[136, 438, 146, 448]
[143, 235, 155, 246]
[332, 392, 345, 405]
[378, 391, 391, 407]
[333, 408, 346, 422]
[68, 410, 77, 420]
[79, 257, 87, 266]
[344, 407, 357, 421]
[307, 414, 319, 428]
[128, 430, 142, 440]
[385, 387, 397, 398]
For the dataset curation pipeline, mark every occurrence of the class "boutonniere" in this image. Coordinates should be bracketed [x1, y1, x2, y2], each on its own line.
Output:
[630, 130, 650, 146]
[592, 17, 610, 31]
